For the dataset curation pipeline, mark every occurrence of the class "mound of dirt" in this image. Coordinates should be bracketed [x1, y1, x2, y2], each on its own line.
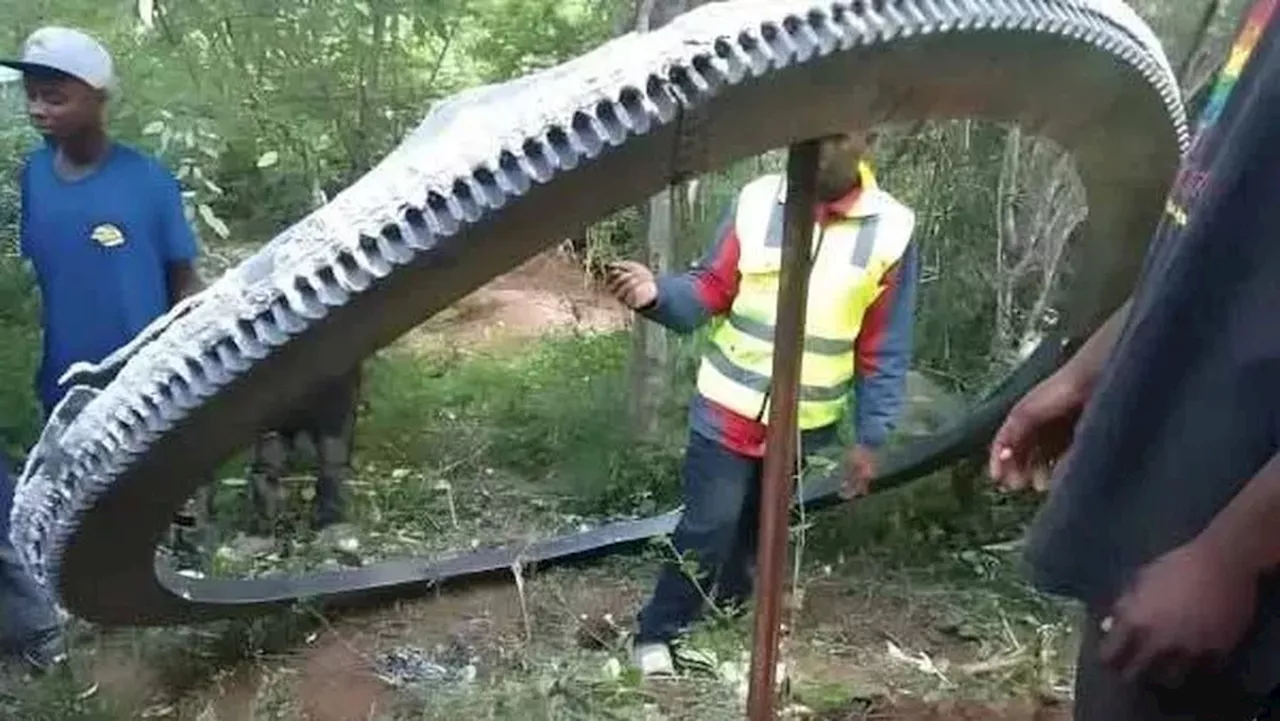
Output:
[402, 248, 630, 354]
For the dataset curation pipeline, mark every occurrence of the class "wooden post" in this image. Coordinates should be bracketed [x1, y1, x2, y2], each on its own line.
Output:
[746, 139, 820, 721]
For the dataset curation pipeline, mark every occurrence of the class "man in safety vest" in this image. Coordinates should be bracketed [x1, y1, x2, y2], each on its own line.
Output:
[607, 131, 920, 676]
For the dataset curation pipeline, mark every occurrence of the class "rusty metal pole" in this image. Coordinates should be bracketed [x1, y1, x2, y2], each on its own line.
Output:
[745, 139, 820, 721]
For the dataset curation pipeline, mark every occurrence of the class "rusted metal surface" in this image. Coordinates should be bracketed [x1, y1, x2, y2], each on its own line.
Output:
[747, 139, 820, 721]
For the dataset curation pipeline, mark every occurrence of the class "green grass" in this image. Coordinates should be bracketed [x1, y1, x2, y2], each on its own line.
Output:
[0, 256, 42, 459]
[357, 331, 688, 517]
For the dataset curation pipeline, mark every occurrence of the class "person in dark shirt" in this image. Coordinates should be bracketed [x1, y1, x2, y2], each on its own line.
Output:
[989, 1, 1280, 717]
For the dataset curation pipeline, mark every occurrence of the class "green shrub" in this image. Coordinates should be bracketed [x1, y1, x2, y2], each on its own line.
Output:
[358, 332, 686, 516]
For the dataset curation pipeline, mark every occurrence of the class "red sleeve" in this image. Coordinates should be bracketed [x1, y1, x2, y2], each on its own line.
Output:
[854, 259, 902, 375]
[692, 223, 742, 316]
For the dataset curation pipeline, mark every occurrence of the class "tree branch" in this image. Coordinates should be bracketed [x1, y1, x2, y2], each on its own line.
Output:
[1178, 0, 1223, 86]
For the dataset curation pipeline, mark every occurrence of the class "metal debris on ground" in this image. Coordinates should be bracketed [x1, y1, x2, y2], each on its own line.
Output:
[372, 645, 477, 691]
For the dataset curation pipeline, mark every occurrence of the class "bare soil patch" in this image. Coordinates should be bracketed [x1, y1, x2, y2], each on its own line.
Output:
[401, 249, 629, 355]
[268, 572, 648, 719]
[294, 636, 389, 721]
[68, 560, 1072, 720]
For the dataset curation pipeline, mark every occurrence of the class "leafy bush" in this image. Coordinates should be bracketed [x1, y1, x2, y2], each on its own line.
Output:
[0, 83, 42, 455]
[0, 257, 41, 457]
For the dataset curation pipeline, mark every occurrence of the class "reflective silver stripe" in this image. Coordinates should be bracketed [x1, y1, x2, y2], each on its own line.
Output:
[763, 201, 878, 269]
[763, 200, 785, 249]
[850, 216, 877, 268]
[704, 345, 849, 403]
[728, 313, 850, 356]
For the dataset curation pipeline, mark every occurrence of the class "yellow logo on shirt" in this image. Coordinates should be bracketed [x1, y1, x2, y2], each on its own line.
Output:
[91, 224, 125, 248]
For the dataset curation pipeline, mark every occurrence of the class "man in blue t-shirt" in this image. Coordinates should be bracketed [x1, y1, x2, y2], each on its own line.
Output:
[0, 29, 209, 582]
[2, 27, 202, 417]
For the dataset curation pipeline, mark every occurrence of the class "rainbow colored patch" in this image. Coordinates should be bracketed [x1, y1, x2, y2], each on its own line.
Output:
[1198, 0, 1279, 134]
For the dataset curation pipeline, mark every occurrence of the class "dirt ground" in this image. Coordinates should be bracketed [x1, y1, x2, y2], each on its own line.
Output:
[821, 698, 1070, 720]
[401, 247, 630, 354]
[136, 571, 1072, 721]
[78, 257, 633, 719]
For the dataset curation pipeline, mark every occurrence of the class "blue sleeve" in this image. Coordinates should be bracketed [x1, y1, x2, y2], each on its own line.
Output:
[154, 164, 199, 263]
[642, 274, 707, 333]
[851, 239, 921, 448]
[638, 198, 739, 334]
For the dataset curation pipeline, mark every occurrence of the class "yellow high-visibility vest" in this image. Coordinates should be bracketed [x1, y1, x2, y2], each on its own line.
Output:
[695, 163, 916, 430]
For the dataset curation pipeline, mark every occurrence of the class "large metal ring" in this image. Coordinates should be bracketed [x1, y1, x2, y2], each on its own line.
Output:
[11, 0, 1186, 627]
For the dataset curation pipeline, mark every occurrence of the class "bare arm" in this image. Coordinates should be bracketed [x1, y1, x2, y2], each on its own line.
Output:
[988, 296, 1133, 489]
[1198, 452, 1280, 577]
[155, 162, 204, 308]
[1059, 297, 1133, 397]
[166, 261, 202, 306]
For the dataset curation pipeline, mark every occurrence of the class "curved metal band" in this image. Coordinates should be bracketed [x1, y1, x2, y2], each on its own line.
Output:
[10, 0, 1186, 626]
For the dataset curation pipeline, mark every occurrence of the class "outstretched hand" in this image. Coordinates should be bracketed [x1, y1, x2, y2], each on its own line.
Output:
[839, 444, 878, 500]
[605, 261, 658, 311]
[987, 369, 1090, 493]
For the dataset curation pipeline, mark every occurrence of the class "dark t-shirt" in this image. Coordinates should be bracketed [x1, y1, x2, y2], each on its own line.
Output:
[1023, 0, 1280, 693]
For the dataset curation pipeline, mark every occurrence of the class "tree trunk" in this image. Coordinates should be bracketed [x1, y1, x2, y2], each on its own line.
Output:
[989, 0, 1226, 357]
[991, 126, 1020, 360]
[626, 0, 714, 439]
[628, 189, 676, 438]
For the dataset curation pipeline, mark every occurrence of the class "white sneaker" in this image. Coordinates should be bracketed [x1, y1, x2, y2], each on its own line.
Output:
[632, 642, 675, 678]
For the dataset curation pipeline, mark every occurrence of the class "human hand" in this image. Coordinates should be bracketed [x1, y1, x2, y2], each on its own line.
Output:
[1098, 539, 1258, 686]
[839, 445, 878, 500]
[605, 261, 658, 310]
[987, 368, 1091, 493]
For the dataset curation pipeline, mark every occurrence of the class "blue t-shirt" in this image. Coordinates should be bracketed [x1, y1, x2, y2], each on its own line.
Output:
[19, 142, 199, 413]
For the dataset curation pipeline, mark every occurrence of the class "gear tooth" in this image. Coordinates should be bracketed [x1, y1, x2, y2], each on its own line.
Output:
[284, 275, 329, 320]
[308, 266, 349, 307]
[424, 191, 461, 236]
[492, 150, 534, 196]
[231, 318, 270, 361]
[251, 313, 289, 348]
[399, 207, 439, 251]
[213, 337, 251, 375]
[377, 222, 418, 264]
[332, 248, 376, 291]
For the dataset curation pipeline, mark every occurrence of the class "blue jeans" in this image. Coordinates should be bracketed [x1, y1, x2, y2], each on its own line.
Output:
[636, 426, 838, 643]
[0, 453, 62, 657]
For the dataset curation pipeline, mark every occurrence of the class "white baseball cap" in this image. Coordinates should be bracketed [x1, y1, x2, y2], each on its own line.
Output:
[0, 27, 116, 92]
